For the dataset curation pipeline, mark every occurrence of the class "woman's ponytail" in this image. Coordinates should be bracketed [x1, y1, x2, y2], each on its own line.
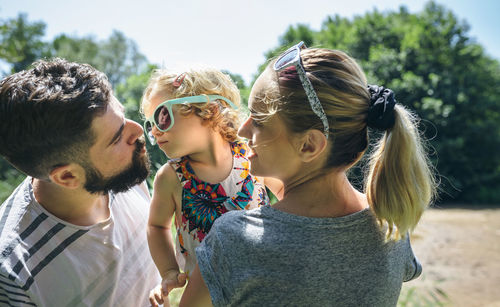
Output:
[366, 104, 436, 240]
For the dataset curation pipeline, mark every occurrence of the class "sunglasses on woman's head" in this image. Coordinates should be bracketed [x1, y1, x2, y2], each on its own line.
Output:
[273, 41, 329, 139]
[143, 94, 237, 145]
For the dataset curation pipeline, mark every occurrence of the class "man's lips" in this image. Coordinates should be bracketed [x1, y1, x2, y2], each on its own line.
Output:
[136, 138, 147, 154]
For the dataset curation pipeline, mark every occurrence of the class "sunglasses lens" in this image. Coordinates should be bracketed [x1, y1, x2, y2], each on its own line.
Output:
[145, 120, 152, 133]
[154, 106, 171, 131]
[274, 48, 298, 70]
[144, 121, 155, 144]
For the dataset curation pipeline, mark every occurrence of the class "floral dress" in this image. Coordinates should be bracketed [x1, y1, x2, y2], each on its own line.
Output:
[170, 141, 269, 275]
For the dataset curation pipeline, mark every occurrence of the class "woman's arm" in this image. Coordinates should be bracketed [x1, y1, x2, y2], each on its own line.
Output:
[179, 264, 212, 307]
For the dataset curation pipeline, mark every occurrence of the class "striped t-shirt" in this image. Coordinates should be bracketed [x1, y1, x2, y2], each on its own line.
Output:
[0, 177, 160, 306]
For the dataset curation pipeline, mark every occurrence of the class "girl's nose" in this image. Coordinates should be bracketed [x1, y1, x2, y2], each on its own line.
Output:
[151, 124, 164, 139]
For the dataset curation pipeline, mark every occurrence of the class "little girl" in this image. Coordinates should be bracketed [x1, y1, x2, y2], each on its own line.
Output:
[141, 67, 279, 302]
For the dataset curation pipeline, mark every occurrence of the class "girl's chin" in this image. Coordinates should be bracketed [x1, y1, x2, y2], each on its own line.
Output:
[158, 147, 176, 159]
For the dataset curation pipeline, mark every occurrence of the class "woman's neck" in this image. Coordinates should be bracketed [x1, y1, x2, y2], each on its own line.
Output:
[274, 171, 368, 218]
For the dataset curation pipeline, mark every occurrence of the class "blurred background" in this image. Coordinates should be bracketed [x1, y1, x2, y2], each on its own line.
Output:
[1, 1, 499, 306]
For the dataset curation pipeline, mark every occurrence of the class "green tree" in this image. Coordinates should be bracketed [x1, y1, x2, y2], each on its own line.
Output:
[51, 34, 100, 67]
[52, 30, 148, 88]
[222, 70, 250, 106]
[0, 13, 50, 74]
[92, 30, 148, 87]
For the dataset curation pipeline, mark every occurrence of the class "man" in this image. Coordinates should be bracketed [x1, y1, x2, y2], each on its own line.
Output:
[0, 59, 160, 306]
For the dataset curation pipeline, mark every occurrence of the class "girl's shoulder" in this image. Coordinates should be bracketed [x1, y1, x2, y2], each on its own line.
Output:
[166, 157, 183, 170]
[166, 157, 197, 183]
[151, 162, 183, 199]
[155, 162, 180, 184]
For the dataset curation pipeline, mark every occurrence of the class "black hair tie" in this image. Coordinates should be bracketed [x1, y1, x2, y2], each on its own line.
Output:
[367, 85, 396, 130]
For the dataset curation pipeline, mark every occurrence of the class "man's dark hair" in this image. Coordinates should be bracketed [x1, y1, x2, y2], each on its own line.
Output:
[0, 58, 111, 179]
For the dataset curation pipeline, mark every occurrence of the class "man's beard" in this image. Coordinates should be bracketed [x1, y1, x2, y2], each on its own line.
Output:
[84, 138, 151, 194]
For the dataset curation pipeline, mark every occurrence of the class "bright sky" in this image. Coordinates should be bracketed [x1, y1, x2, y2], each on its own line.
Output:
[1, 0, 499, 84]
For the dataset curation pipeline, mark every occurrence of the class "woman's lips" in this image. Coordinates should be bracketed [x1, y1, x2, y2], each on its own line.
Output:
[247, 146, 257, 159]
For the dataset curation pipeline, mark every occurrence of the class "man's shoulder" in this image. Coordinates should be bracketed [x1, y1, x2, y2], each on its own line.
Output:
[0, 178, 31, 238]
[109, 183, 151, 221]
[0, 178, 34, 283]
[111, 182, 150, 203]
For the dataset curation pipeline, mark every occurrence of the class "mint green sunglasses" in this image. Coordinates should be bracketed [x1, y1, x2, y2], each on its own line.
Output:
[143, 94, 237, 145]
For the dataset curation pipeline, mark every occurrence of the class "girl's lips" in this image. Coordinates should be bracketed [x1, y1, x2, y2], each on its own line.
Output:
[157, 140, 168, 146]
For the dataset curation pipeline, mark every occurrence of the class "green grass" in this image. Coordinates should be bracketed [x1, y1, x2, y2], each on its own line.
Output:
[398, 276, 450, 307]
[165, 279, 449, 307]
[0, 168, 24, 204]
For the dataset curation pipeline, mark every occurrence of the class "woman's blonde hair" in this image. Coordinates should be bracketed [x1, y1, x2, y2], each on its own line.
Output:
[141, 66, 241, 142]
[262, 48, 436, 240]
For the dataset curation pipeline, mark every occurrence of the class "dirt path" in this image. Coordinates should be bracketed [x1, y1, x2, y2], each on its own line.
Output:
[402, 207, 500, 307]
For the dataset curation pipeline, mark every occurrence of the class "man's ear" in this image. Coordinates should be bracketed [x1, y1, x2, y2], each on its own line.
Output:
[48, 164, 84, 189]
[298, 129, 328, 163]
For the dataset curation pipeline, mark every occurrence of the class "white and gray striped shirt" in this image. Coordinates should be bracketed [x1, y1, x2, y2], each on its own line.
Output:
[0, 178, 160, 307]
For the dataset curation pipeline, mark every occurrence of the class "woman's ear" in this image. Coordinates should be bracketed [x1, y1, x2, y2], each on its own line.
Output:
[298, 129, 328, 163]
[48, 164, 84, 189]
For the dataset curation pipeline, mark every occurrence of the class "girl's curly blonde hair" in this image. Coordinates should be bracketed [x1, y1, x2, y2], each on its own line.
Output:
[141, 66, 241, 142]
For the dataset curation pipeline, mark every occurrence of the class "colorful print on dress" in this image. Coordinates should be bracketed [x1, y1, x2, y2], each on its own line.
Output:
[172, 140, 270, 276]
[257, 186, 268, 207]
[226, 175, 254, 210]
[231, 141, 248, 157]
[182, 177, 229, 240]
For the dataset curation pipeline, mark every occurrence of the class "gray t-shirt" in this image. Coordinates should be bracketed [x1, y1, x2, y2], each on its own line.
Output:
[196, 206, 421, 307]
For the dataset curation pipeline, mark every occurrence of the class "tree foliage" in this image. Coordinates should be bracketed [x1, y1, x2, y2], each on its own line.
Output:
[51, 30, 148, 87]
[0, 13, 50, 73]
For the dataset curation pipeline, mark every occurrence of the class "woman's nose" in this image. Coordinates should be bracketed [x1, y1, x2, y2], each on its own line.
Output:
[237, 116, 251, 139]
